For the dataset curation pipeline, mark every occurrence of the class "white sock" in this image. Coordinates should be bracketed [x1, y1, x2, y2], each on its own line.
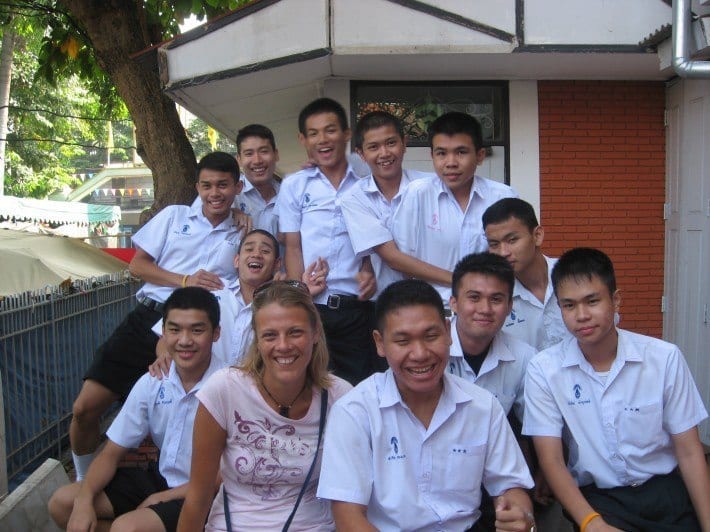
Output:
[72, 451, 96, 481]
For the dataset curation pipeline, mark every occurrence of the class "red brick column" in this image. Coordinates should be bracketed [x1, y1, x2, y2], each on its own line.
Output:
[538, 81, 665, 337]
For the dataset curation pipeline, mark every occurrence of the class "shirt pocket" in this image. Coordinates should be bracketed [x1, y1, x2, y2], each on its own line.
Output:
[436, 444, 486, 493]
[618, 401, 663, 451]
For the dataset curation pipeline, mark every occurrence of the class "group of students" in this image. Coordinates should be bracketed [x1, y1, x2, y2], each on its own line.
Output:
[45, 96, 709, 532]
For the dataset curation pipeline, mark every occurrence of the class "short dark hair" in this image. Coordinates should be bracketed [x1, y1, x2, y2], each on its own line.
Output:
[195, 151, 239, 183]
[375, 279, 445, 332]
[427, 112, 483, 151]
[551, 247, 617, 297]
[236, 124, 276, 153]
[298, 97, 348, 135]
[237, 229, 280, 259]
[451, 252, 514, 300]
[163, 287, 220, 329]
[353, 111, 404, 150]
[482, 198, 539, 231]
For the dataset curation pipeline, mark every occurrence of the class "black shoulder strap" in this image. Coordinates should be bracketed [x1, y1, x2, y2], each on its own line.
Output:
[282, 388, 328, 532]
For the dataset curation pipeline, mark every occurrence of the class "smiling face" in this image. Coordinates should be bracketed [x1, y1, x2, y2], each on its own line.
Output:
[430, 133, 486, 197]
[235, 232, 280, 289]
[557, 274, 620, 356]
[196, 168, 242, 225]
[255, 303, 318, 388]
[450, 272, 512, 351]
[298, 112, 351, 175]
[374, 304, 451, 405]
[237, 136, 279, 188]
[163, 308, 219, 377]
[485, 216, 543, 275]
[356, 124, 406, 182]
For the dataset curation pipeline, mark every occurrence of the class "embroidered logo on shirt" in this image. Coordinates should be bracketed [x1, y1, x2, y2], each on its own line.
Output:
[181, 224, 190, 235]
[568, 384, 590, 406]
[426, 213, 441, 231]
[574, 384, 581, 399]
[239, 202, 247, 212]
[302, 192, 318, 209]
[504, 308, 525, 327]
[387, 436, 406, 461]
[155, 384, 172, 405]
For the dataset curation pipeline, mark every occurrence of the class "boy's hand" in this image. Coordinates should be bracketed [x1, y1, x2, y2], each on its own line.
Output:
[67, 498, 97, 532]
[356, 270, 376, 301]
[495, 494, 534, 531]
[231, 209, 253, 236]
[303, 257, 329, 296]
[185, 270, 223, 291]
[148, 351, 172, 379]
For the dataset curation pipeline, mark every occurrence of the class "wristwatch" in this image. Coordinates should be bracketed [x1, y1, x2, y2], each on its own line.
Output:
[526, 511, 537, 532]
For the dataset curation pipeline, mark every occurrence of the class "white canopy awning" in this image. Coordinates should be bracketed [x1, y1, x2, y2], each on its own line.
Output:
[0, 196, 121, 226]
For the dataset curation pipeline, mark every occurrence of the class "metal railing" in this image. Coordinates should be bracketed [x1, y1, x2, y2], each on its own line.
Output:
[0, 272, 140, 489]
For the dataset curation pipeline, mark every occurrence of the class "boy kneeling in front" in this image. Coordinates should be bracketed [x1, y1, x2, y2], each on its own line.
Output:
[317, 279, 535, 531]
[523, 248, 710, 531]
[49, 287, 222, 532]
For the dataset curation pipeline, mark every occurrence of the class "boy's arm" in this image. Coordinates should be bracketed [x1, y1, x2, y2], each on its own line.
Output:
[332, 501, 377, 532]
[66, 441, 126, 532]
[374, 240, 452, 286]
[533, 436, 621, 532]
[177, 404, 227, 532]
[283, 232, 305, 281]
[494, 488, 534, 530]
[672, 426, 710, 530]
[129, 247, 223, 291]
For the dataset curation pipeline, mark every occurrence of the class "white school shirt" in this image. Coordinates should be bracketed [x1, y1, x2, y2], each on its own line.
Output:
[132, 204, 240, 303]
[503, 256, 568, 350]
[233, 177, 280, 237]
[276, 165, 364, 304]
[341, 169, 433, 297]
[106, 355, 221, 487]
[317, 370, 533, 532]
[447, 320, 536, 422]
[152, 278, 253, 368]
[392, 175, 517, 301]
[523, 329, 708, 489]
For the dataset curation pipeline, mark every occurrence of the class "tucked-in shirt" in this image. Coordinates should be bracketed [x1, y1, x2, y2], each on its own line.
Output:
[106, 355, 221, 487]
[392, 175, 517, 301]
[317, 370, 533, 531]
[523, 329, 708, 489]
[503, 256, 568, 350]
[152, 278, 253, 368]
[341, 169, 433, 297]
[276, 165, 364, 304]
[132, 203, 240, 303]
[448, 322, 536, 422]
[197, 368, 352, 531]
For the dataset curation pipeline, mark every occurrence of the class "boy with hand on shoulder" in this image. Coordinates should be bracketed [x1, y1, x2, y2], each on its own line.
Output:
[391, 112, 518, 302]
[523, 248, 710, 531]
[49, 287, 223, 532]
[317, 279, 535, 532]
[277, 97, 378, 385]
[341, 111, 451, 293]
[483, 198, 566, 351]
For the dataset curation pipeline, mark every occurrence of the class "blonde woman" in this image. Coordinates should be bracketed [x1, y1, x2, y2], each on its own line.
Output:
[177, 281, 352, 532]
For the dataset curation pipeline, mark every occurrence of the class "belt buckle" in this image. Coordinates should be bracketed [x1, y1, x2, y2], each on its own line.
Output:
[327, 294, 341, 310]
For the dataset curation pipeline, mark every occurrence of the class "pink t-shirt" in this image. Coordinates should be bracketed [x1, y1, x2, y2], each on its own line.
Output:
[197, 367, 352, 532]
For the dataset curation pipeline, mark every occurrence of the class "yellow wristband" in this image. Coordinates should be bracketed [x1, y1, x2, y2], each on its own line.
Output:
[181, 274, 189, 288]
[580, 512, 601, 532]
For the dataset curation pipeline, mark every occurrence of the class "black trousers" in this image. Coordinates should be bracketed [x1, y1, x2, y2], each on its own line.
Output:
[571, 471, 701, 532]
[317, 300, 380, 386]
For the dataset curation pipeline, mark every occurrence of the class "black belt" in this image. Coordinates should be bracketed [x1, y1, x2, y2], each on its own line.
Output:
[319, 294, 370, 310]
[138, 296, 165, 313]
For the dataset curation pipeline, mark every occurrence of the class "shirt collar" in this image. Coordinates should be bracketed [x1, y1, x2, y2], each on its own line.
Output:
[378, 368, 472, 410]
[241, 176, 280, 196]
[165, 354, 221, 395]
[436, 175, 482, 203]
[450, 319, 515, 363]
[560, 329, 642, 369]
[188, 200, 237, 231]
[513, 255, 556, 303]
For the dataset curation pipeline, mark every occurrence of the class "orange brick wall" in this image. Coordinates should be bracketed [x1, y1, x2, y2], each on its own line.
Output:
[538, 81, 665, 337]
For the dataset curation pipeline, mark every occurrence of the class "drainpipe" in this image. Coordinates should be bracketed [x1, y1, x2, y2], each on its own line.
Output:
[672, 0, 710, 77]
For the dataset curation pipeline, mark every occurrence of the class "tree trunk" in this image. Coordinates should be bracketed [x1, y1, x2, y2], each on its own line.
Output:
[0, 19, 16, 196]
[59, 0, 197, 219]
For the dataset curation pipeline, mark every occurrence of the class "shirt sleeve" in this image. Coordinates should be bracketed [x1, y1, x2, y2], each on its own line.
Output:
[341, 189, 394, 256]
[106, 373, 152, 449]
[522, 356, 565, 437]
[196, 368, 231, 430]
[274, 174, 302, 233]
[662, 346, 709, 434]
[131, 205, 176, 260]
[482, 398, 534, 496]
[316, 398, 373, 505]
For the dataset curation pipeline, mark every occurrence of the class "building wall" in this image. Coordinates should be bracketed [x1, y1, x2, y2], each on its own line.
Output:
[538, 81, 666, 337]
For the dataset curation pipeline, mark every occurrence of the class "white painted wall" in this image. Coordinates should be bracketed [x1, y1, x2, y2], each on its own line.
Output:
[509, 81, 541, 216]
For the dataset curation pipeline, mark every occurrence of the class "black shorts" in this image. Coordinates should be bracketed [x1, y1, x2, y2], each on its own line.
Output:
[84, 304, 161, 399]
[104, 464, 183, 532]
